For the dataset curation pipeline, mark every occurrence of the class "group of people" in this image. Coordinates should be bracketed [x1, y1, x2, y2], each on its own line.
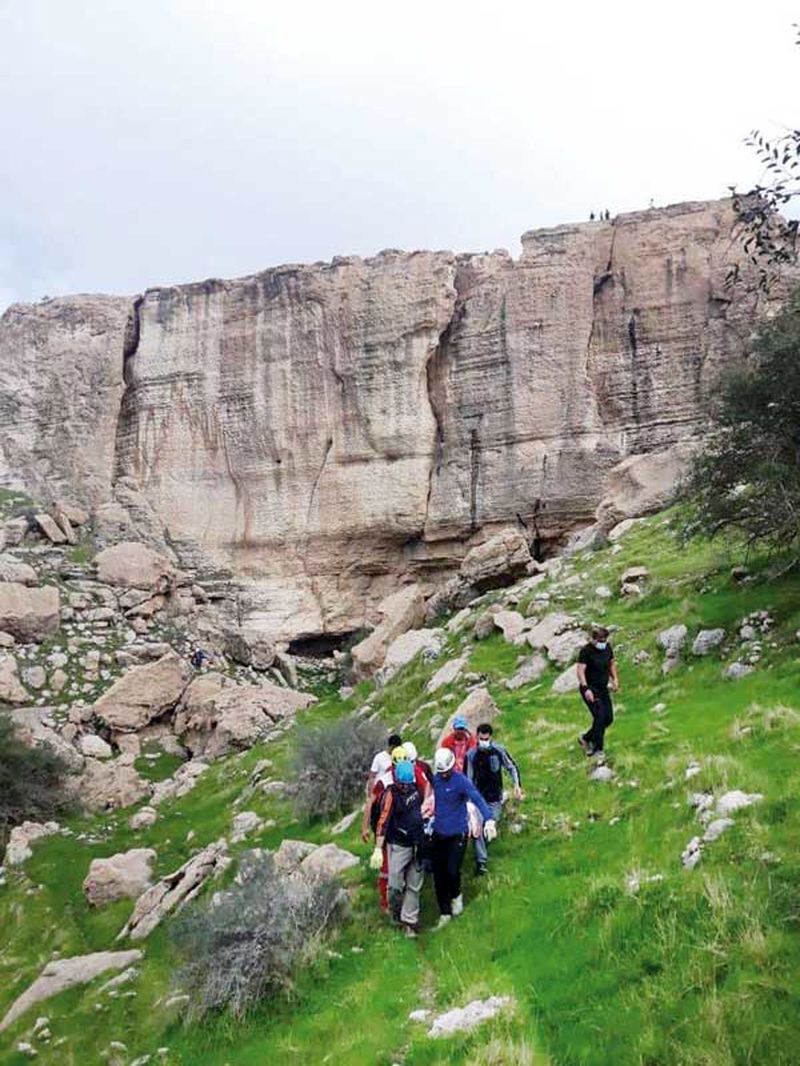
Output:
[361, 719, 523, 937]
[361, 625, 619, 936]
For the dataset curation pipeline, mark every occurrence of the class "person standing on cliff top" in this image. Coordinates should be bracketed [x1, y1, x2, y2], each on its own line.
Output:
[576, 626, 619, 757]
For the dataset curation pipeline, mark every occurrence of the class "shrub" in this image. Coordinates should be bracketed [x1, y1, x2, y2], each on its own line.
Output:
[171, 850, 345, 1019]
[0, 713, 73, 849]
[290, 714, 386, 822]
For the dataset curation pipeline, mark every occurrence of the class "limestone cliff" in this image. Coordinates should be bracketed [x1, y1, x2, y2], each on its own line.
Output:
[0, 199, 775, 640]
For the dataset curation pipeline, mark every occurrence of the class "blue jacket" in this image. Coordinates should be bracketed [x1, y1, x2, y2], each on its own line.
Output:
[432, 770, 493, 836]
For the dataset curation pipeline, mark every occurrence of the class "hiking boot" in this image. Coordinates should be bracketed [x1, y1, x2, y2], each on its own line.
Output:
[403, 923, 419, 939]
[476, 863, 488, 876]
[435, 914, 452, 930]
[578, 736, 592, 756]
[451, 894, 464, 916]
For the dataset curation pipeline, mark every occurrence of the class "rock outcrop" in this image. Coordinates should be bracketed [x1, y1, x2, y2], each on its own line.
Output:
[0, 200, 784, 642]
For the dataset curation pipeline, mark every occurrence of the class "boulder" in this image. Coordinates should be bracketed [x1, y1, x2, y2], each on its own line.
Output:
[607, 517, 639, 542]
[703, 818, 734, 843]
[426, 995, 514, 1039]
[118, 839, 228, 941]
[378, 628, 445, 683]
[506, 653, 548, 690]
[4, 820, 60, 866]
[78, 734, 113, 759]
[658, 624, 688, 657]
[231, 811, 264, 843]
[492, 610, 526, 643]
[75, 758, 152, 811]
[0, 582, 60, 642]
[563, 523, 606, 557]
[351, 585, 426, 680]
[55, 500, 90, 527]
[544, 629, 585, 666]
[92, 652, 187, 732]
[716, 790, 763, 817]
[83, 848, 156, 906]
[299, 843, 360, 881]
[272, 838, 318, 874]
[459, 528, 532, 591]
[223, 627, 276, 670]
[437, 686, 499, 745]
[596, 442, 695, 529]
[620, 566, 649, 586]
[150, 760, 210, 806]
[691, 629, 725, 656]
[175, 681, 315, 759]
[93, 542, 175, 591]
[551, 664, 580, 694]
[9, 707, 84, 771]
[0, 950, 143, 1032]
[34, 513, 67, 545]
[0, 553, 37, 585]
[725, 661, 754, 681]
[0, 653, 28, 703]
[522, 612, 577, 650]
[129, 806, 158, 830]
[426, 654, 469, 693]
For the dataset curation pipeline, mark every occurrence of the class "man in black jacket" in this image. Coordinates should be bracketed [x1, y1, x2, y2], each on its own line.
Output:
[372, 760, 426, 937]
[577, 626, 620, 756]
[466, 723, 523, 875]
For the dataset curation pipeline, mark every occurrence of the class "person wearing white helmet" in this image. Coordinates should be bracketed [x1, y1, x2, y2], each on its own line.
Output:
[430, 746, 496, 927]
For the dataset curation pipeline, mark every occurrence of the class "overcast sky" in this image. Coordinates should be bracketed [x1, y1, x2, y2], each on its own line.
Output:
[0, 0, 798, 310]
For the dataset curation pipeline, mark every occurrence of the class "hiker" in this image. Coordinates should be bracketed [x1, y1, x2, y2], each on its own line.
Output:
[430, 747, 496, 928]
[362, 733, 403, 912]
[371, 759, 427, 938]
[190, 647, 210, 670]
[361, 733, 403, 842]
[403, 741, 434, 787]
[577, 625, 619, 757]
[440, 715, 476, 772]
[465, 722, 524, 875]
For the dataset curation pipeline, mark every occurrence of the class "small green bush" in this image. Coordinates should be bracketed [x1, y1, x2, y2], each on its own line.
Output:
[171, 850, 345, 1019]
[290, 714, 386, 822]
[0, 713, 74, 850]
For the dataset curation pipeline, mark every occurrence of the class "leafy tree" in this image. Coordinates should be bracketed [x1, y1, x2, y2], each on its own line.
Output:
[683, 289, 800, 555]
[728, 26, 800, 292]
[0, 713, 73, 849]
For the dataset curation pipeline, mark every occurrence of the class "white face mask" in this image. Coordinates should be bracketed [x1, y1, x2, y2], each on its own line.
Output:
[478, 739, 491, 749]
[594, 641, 608, 651]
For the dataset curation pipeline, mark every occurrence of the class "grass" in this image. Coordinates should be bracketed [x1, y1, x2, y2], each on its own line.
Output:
[1, 513, 800, 1064]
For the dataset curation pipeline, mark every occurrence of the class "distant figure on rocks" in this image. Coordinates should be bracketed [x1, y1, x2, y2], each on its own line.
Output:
[430, 747, 495, 928]
[371, 759, 427, 938]
[440, 715, 476, 773]
[589, 211, 595, 221]
[191, 647, 210, 670]
[576, 626, 619, 757]
[466, 723, 523, 875]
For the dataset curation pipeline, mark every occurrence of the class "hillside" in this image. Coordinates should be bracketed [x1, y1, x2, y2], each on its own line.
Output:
[2, 513, 800, 1065]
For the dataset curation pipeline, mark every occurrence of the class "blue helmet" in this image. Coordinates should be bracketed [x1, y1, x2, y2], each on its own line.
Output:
[452, 715, 468, 730]
[395, 760, 414, 784]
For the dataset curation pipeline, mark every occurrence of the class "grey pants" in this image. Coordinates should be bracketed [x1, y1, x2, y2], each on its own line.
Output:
[474, 800, 503, 866]
[387, 843, 424, 926]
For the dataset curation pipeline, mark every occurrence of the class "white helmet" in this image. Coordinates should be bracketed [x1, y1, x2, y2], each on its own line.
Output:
[434, 747, 455, 773]
[403, 741, 418, 762]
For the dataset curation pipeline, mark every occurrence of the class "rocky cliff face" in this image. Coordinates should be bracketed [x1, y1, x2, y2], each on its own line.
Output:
[0, 199, 774, 640]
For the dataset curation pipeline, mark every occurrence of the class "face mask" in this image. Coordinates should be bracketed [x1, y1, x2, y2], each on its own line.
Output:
[478, 739, 491, 749]
[594, 641, 607, 651]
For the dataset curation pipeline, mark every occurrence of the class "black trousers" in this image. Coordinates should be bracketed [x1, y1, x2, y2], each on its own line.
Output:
[431, 833, 467, 915]
[581, 687, 614, 752]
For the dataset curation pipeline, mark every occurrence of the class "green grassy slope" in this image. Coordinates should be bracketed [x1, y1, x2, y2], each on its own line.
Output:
[2, 515, 800, 1065]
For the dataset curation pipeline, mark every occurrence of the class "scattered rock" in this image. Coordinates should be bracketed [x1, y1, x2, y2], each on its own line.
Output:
[0, 951, 142, 1031]
[492, 610, 526, 643]
[10, 707, 84, 771]
[92, 652, 187, 732]
[0, 652, 29, 703]
[378, 628, 445, 683]
[0, 554, 38, 585]
[716, 790, 763, 817]
[118, 839, 229, 941]
[75, 758, 152, 811]
[223, 627, 276, 670]
[681, 836, 703, 870]
[299, 843, 360, 881]
[505, 653, 548, 690]
[691, 628, 725, 656]
[658, 624, 688, 657]
[608, 517, 639, 542]
[4, 821, 60, 866]
[93, 542, 175, 591]
[590, 765, 615, 782]
[129, 807, 158, 830]
[150, 760, 210, 806]
[544, 628, 585, 666]
[459, 528, 532, 591]
[426, 654, 469, 693]
[427, 995, 513, 1039]
[551, 663, 579, 694]
[0, 582, 60, 642]
[78, 734, 113, 759]
[231, 811, 264, 843]
[523, 612, 577, 650]
[83, 849, 156, 906]
[594, 585, 613, 599]
[703, 818, 734, 843]
[34, 514, 67, 545]
[272, 839, 318, 874]
[725, 661, 754, 681]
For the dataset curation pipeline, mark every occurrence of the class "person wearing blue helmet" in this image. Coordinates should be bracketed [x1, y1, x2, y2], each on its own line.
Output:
[371, 759, 427, 938]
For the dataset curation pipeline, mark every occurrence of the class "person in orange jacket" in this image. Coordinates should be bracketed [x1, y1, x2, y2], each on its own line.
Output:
[440, 715, 477, 772]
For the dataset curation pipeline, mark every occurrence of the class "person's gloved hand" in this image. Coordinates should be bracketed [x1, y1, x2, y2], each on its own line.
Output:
[484, 819, 498, 842]
[369, 846, 384, 870]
